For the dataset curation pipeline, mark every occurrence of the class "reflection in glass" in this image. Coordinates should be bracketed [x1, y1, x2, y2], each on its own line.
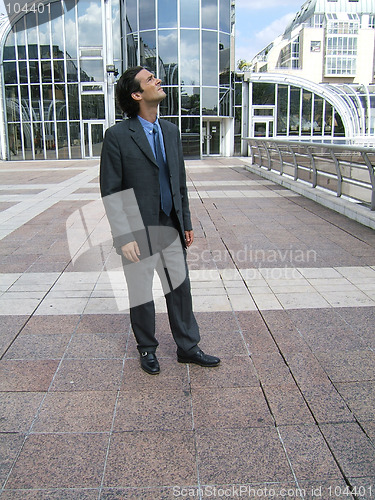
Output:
[4, 62, 17, 84]
[219, 87, 230, 116]
[219, 0, 230, 33]
[159, 0, 177, 28]
[219, 33, 230, 85]
[181, 117, 200, 157]
[139, 31, 156, 74]
[253, 83, 276, 106]
[158, 30, 178, 84]
[23, 123, 33, 159]
[38, 9, 51, 56]
[66, 60, 78, 82]
[33, 123, 43, 157]
[202, 87, 218, 115]
[202, 0, 217, 30]
[81, 94, 105, 119]
[313, 95, 324, 135]
[16, 22, 26, 59]
[51, 2, 64, 54]
[43, 85, 54, 121]
[180, 0, 199, 28]
[78, 0, 103, 47]
[8, 123, 21, 157]
[41, 61, 52, 83]
[4, 31, 16, 60]
[289, 87, 301, 136]
[80, 60, 104, 82]
[68, 84, 80, 119]
[126, 0, 137, 33]
[277, 84, 288, 135]
[65, 0, 77, 59]
[54, 61, 65, 82]
[55, 85, 67, 120]
[70, 122, 81, 158]
[57, 122, 69, 158]
[202, 31, 218, 86]
[159, 87, 179, 115]
[180, 30, 199, 86]
[181, 87, 200, 115]
[30, 86, 42, 120]
[302, 90, 312, 135]
[18, 61, 28, 83]
[139, 0, 155, 30]
[325, 102, 334, 135]
[127, 34, 138, 68]
[44, 122, 57, 159]
[112, 2, 121, 60]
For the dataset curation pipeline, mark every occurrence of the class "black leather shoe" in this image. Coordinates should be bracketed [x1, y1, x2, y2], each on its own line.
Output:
[140, 352, 160, 375]
[177, 348, 220, 367]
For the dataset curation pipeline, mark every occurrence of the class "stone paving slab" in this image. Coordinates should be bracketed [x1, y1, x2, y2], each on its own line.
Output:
[0, 158, 375, 499]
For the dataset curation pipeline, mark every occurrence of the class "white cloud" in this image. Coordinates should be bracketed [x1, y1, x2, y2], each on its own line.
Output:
[235, 12, 295, 61]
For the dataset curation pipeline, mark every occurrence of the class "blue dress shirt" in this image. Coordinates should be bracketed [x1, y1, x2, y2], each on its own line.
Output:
[137, 115, 167, 163]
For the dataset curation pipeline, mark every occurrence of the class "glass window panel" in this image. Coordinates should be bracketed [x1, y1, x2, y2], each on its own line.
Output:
[68, 84, 80, 119]
[159, 86, 179, 115]
[180, 0, 199, 27]
[43, 85, 55, 120]
[33, 123, 44, 157]
[324, 101, 333, 135]
[333, 109, 345, 136]
[53, 60, 65, 82]
[3, 62, 17, 84]
[125, 0, 137, 33]
[57, 122, 69, 158]
[28, 44, 38, 59]
[219, 0, 230, 33]
[158, 30, 178, 83]
[80, 60, 104, 82]
[301, 90, 312, 135]
[112, 2, 121, 60]
[70, 122, 82, 158]
[180, 30, 200, 85]
[66, 59, 78, 81]
[219, 33, 230, 85]
[30, 86, 42, 121]
[139, 31, 156, 74]
[26, 12, 38, 47]
[4, 31, 16, 60]
[202, 87, 218, 115]
[81, 94, 105, 119]
[313, 95, 324, 135]
[51, 2, 64, 57]
[181, 117, 200, 157]
[16, 24, 27, 60]
[181, 86, 200, 115]
[23, 123, 33, 160]
[91, 123, 104, 156]
[289, 87, 301, 135]
[234, 107, 241, 134]
[44, 122, 57, 158]
[8, 123, 21, 157]
[127, 34, 138, 67]
[18, 62, 28, 83]
[202, 31, 218, 86]
[78, 0, 103, 47]
[55, 84, 67, 120]
[202, 0, 217, 30]
[64, 0, 77, 59]
[5, 87, 20, 123]
[139, 0, 155, 30]
[28, 61, 40, 83]
[219, 87, 230, 116]
[158, 0, 177, 28]
[38, 8, 51, 55]
[41, 61, 53, 82]
[277, 84, 288, 135]
[252, 83, 275, 105]
[235, 82, 242, 105]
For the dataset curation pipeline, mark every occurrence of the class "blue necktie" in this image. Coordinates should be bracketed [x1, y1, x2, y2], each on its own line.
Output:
[152, 123, 173, 216]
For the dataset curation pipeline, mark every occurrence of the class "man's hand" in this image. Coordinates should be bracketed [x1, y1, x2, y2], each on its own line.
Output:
[185, 230, 194, 248]
[121, 241, 140, 262]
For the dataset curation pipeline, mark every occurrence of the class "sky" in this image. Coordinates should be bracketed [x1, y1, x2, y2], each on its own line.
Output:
[0, 0, 305, 65]
[235, 0, 305, 63]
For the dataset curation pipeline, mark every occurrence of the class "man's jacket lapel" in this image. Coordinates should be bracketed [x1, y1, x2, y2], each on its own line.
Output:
[128, 117, 158, 167]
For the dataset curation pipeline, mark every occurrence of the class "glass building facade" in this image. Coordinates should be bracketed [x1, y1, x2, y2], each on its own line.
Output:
[0, 0, 234, 160]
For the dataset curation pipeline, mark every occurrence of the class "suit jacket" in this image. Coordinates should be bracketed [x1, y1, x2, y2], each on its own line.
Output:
[100, 117, 192, 251]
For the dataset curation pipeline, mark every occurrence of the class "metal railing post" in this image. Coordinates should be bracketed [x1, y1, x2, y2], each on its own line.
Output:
[330, 150, 342, 197]
[361, 151, 375, 211]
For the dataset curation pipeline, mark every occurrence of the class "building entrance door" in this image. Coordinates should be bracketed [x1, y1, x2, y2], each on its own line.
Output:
[202, 120, 221, 155]
[83, 122, 105, 158]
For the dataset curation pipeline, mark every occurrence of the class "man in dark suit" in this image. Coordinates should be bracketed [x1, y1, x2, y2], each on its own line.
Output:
[100, 66, 220, 375]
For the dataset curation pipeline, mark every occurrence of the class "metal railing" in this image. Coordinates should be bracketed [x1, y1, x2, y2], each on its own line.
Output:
[243, 138, 375, 211]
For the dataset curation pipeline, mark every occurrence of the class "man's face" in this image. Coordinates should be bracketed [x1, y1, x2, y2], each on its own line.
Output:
[133, 69, 166, 105]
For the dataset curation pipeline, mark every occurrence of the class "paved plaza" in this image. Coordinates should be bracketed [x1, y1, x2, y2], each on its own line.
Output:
[0, 157, 375, 499]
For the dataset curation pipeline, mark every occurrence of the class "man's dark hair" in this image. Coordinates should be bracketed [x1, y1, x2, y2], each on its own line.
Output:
[116, 66, 144, 118]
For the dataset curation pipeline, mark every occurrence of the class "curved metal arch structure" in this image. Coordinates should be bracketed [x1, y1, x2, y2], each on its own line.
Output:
[249, 72, 362, 138]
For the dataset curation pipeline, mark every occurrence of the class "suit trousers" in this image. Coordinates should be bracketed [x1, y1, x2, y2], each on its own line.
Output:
[122, 210, 200, 354]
